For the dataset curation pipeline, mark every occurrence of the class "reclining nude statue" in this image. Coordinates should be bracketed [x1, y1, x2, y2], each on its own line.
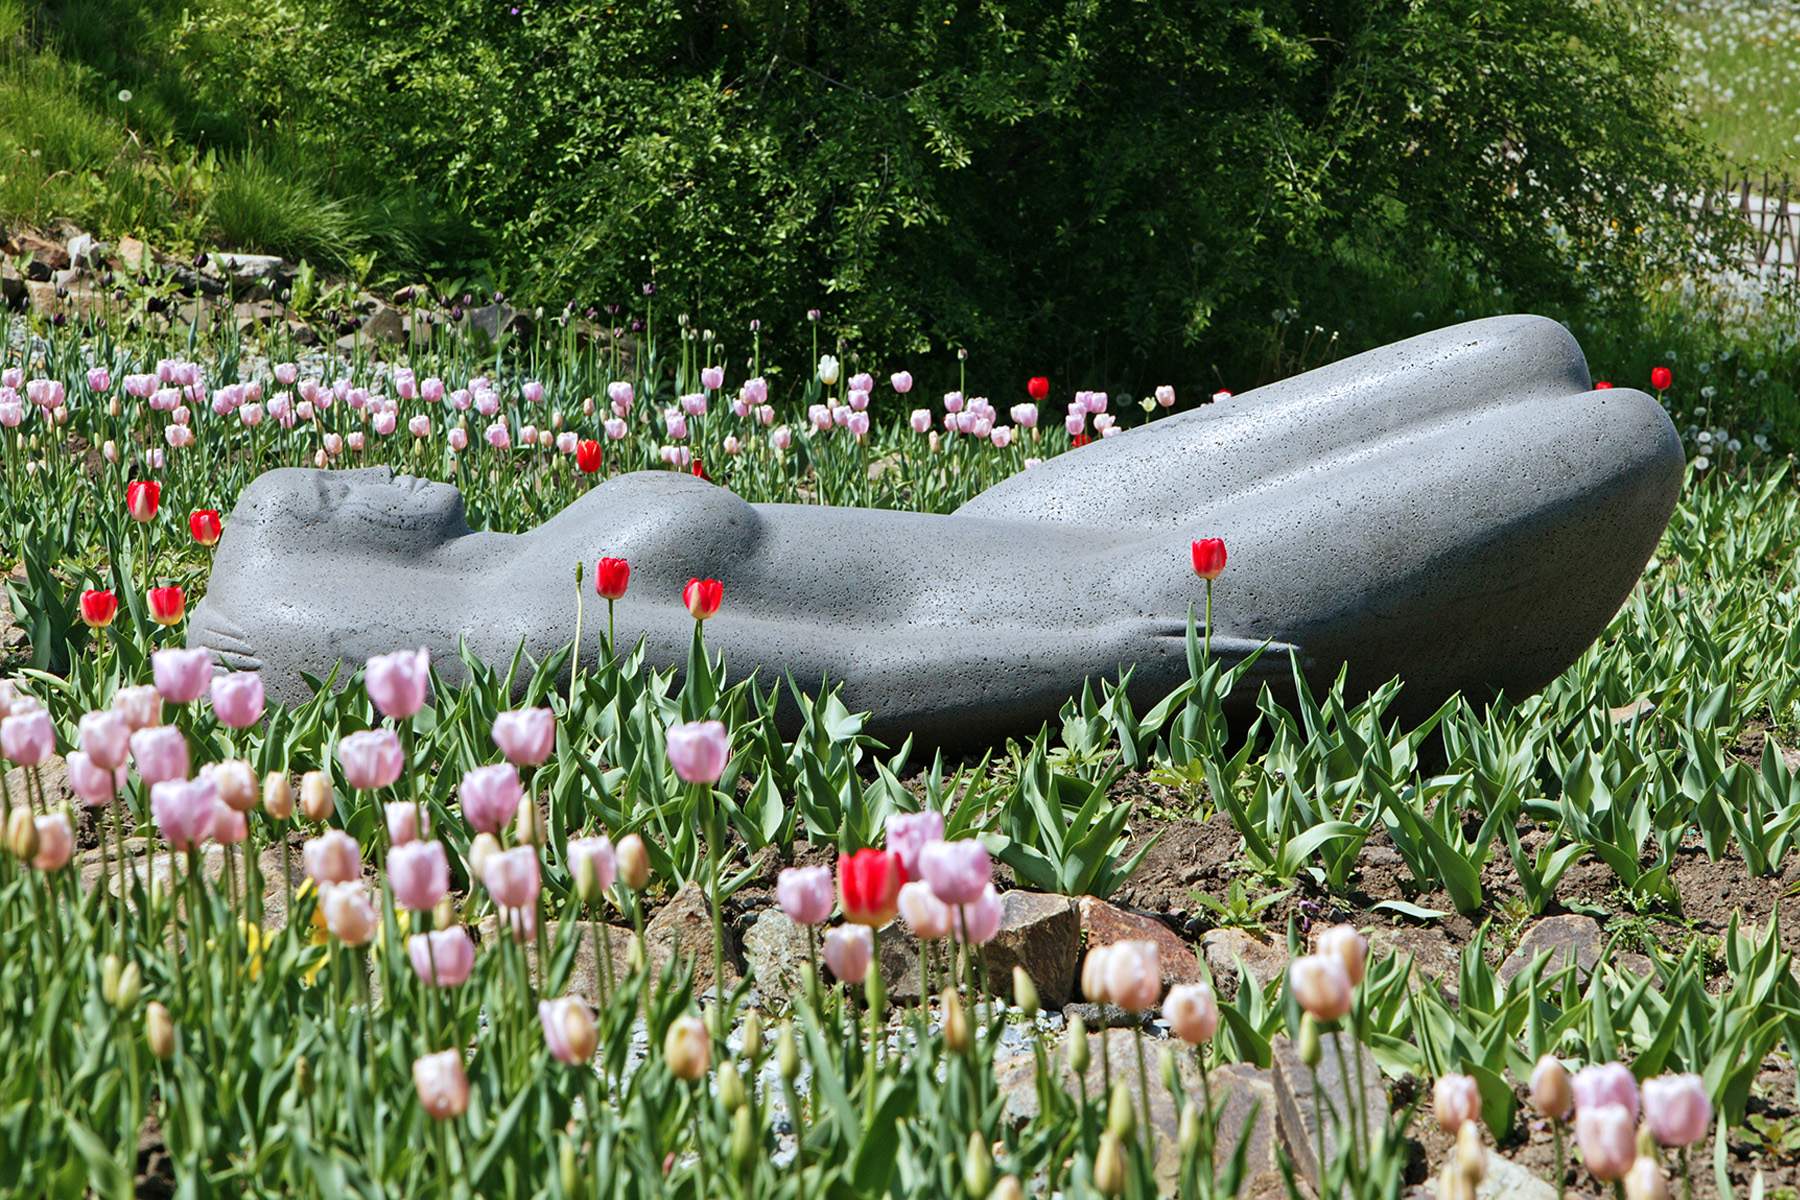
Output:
[191, 314, 1685, 746]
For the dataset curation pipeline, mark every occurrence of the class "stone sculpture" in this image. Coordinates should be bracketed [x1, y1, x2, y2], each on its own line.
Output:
[191, 314, 1684, 745]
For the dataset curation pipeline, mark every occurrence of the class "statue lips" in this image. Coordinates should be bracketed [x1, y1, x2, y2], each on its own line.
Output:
[191, 315, 1683, 747]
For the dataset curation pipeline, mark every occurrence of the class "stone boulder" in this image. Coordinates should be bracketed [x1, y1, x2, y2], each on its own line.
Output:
[1077, 896, 1205, 996]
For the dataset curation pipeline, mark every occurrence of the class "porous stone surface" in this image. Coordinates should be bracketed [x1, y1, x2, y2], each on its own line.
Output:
[983, 890, 1080, 1008]
[191, 316, 1683, 745]
[1497, 914, 1652, 984]
[1271, 1030, 1386, 1193]
[1077, 896, 1205, 993]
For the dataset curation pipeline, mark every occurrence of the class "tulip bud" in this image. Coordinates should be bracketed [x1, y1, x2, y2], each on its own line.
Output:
[1439, 1167, 1476, 1200]
[1066, 1014, 1090, 1073]
[1093, 1131, 1126, 1196]
[1623, 1157, 1670, 1200]
[741, 1010, 764, 1061]
[617, 833, 650, 890]
[433, 895, 457, 930]
[1012, 967, 1039, 1016]
[962, 1131, 992, 1199]
[942, 987, 969, 1054]
[467, 832, 502, 881]
[515, 794, 542, 845]
[263, 771, 293, 820]
[6, 807, 37, 861]
[573, 852, 601, 904]
[1530, 1054, 1574, 1121]
[1160, 1045, 1180, 1096]
[990, 1176, 1024, 1200]
[299, 770, 334, 822]
[103, 953, 124, 1006]
[1107, 1081, 1136, 1139]
[1299, 1014, 1322, 1067]
[1455, 1121, 1486, 1182]
[718, 1062, 747, 1112]
[115, 962, 142, 1010]
[730, 1105, 756, 1173]
[146, 1001, 175, 1060]
[1179, 1100, 1203, 1156]
[293, 1055, 313, 1097]
[777, 1021, 800, 1080]
[214, 759, 257, 813]
[559, 1136, 579, 1196]
[103, 438, 119, 461]
[664, 1014, 710, 1081]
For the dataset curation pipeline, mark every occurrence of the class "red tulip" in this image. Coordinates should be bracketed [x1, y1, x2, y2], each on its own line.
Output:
[683, 577, 722, 621]
[575, 439, 602, 474]
[1071, 433, 1090, 448]
[189, 509, 222, 547]
[1026, 376, 1050, 402]
[595, 557, 630, 601]
[1191, 538, 1227, 581]
[838, 847, 906, 927]
[127, 480, 161, 523]
[1594, 380, 1614, 390]
[148, 585, 185, 627]
[691, 457, 708, 481]
[80, 589, 119, 628]
[1650, 366, 1672, 392]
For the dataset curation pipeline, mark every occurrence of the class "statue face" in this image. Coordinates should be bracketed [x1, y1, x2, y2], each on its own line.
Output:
[234, 467, 470, 554]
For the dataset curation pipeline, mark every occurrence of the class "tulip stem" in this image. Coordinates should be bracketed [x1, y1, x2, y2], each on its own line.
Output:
[688, 1081, 712, 1197]
[1551, 1121, 1565, 1200]
[1133, 1023, 1155, 1161]
[1204, 578, 1213, 661]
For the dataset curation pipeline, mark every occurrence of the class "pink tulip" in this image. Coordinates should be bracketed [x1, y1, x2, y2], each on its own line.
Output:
[67, 750, 123, 806]
[898, 880, 952, 940]
[823, 924, 873, 984]
[603, 417, 627, 440]
[210, 672, 265, 728]
[884, 810, 944, 877]
[460, 764, 522, 834]
[408, 927, 476, 986]
[1, 707, 54, 766]
[769, 426, 791, 451]
[365, 647, 431, 719]
[493, 708, 556, 766]
[88, 367, 112, 393]
[421, 377, 445, 404]
[322, 881, 379, 944]
[1573, 1063, 1640, 1123]
[389, 840, 450, 911]
[483, 845, 540, 909]
[666, 720, 730, 785]
[31, 811, 73, 870]
[1010, 402, 1038, 429]
[304, 830, 361, 885]
[1642, 1074, 1711, 1148]
[891, 371, 913, 394]
[1155, 385, 1176, 408]
[608, 381, 634, 408]
[1575, 1103, 1637, 1181]
[164, 424, 194, 450]
[700, 366, 724, 392]
[151, 776, 218, 850]
[522, 380, 545, 404]
[208, 760, 258, 812]
[323, 432, 345, 457]
[919, 839, 990, 906]
[338, 729, 404, 790]
[1102, 938, 1162, 1011]
[409, 414, 431, 438]
[1531, 1055, 1575, 1121]
[952, 883, 1004, 945]
[539, 995, 598, 1063]
[1064, 412, 1085, 437]
[387, 800, 429, 845]
[113, 685, 162, 731]
[1288, 954, 1352, 1022]
[1163, 983, 1219, 1044]
[447, 427, 468, 452]
[212, 806, 248, 845]
[742, 377, 768, 406]
[1316, 924, 1369, 986]
[566, 835, 617, 892]
[777, 865, 835, 925]
[131, 726, 190, 785]
[1434, 1073, 1483, 1132]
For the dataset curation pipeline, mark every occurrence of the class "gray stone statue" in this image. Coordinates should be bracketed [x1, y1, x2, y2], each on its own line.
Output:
[191, 315, 1683, 745]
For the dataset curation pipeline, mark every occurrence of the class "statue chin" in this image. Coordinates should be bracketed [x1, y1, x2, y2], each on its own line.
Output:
[191, 315, 1684, 748]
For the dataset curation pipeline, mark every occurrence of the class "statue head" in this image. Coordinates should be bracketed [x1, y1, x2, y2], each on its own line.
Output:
[224, 466, 471, 558]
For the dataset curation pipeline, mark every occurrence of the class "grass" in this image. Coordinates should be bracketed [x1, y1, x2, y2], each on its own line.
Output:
[1669, 0, 1800, 172]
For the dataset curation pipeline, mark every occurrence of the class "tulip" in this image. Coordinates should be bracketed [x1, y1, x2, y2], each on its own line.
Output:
[822, 924, 873, 984]
[1288, 953, 1353, 1022]
[209, 759, 258, 812]
[1575, 1103, 1637, 1181]
[567, 835, 617, 897]
[890, 370, 913, 394]
[574, 438, 602, 473]
[212, 805, 248, 845]
[446, 427, 467, 452]
[1434, 1073, 1483, 1133]
[1191, 537, 1227, 581]
[412, 1049, 470, 1119]
[146, 1002, 176, 1060]
[1650, 366, 1672, 391]
[5, 807, 35, 861]
[390, 841, 450, 911]
[1623, 1157, 1670, 1200]
[299, 770, 334, 821]
[898, 879, 952, 939]
[1573, 1062, 1640, 1123]
[683, 577, 723, 621]
[131, 725, 190, 785]
[322, 881, 379, 944]
[1080, 945, 1113, 1003]
[79, 589, 119, 628]
[1531, 1055, 1574, 1120]
[617, 832, 651, 890]
[189, 509, 222, 547]
[665, 1014, 710, 1080]
[365, 647, 431, 719]
[1026, 376, 1050, 401]
[1163, 982, 1220, 1044]
[777, 865, 835, 925]
[409, 927, 476, 987]
[386, 799, 429, 845]
[952, 883, 1004, 944]
[304, 830, 361, 885]
[210, 672, 265, 728]
[152, 647, 213, 704]
[919, 838, 990, 906]
[461, 763, 523, 834]
[594, 556, 630, 600]
[1094, 1131, 1126, 1196]
[838, 847, 905, 927]
[484, 708, 555, 769]
[885, 810, 945, 877]
[151, 776, 218, 850]
[1103, 939, 1162, 1012]
[1642, 1073, 1710, 1147]
[1316, 924, 1368, 986]
[263, 771, 294, 820]
[1, 707, 53, 766]
[698, 364, 724, 392]
[126, 479, 160, 522]
[113, 685, 162, 731]
[817, 355, 841, 386]
[148, 585, 185, 626]
[482, 845, 541, 909]
[540, 995, 598, 1064]
[338, 729, 404, 790]
[666, 719, 730, 784]
[67, 750, 123, 806]
[30, 811, 72, 870]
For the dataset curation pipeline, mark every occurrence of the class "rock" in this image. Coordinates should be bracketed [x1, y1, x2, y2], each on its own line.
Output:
[362, 302, 406, 344]
[1271, 1030, 1385, 1193]
[4, 755, 76, 811]
[1497, 915, 1649, 984]
[54, 267, 83, 289]
[996, 1028, 1277, 1190]
[212, 253, 288, 299]
[116, 236, 149, 273]
[463, 302, 533, 344]
[17, 231, 69, 273]
[1077, 896, 1204, 996]
[1368, 924, 1460, 996]
[234, 301, 281, 331]
[1431, 1150, 1557, 1200]
[983, 890, 1080, 1008]
[474, 915, 637, 1000]
[78, 839, 300, 927]
[643, 881, 740, 993]
[875, 920, 925, 1001]
[1200, 927, 1287, 998]
[0, 261, 24, 309]
[742, 909, 811, 999]
[66, 233, 107, 270]
[26, 280, 56, 314]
